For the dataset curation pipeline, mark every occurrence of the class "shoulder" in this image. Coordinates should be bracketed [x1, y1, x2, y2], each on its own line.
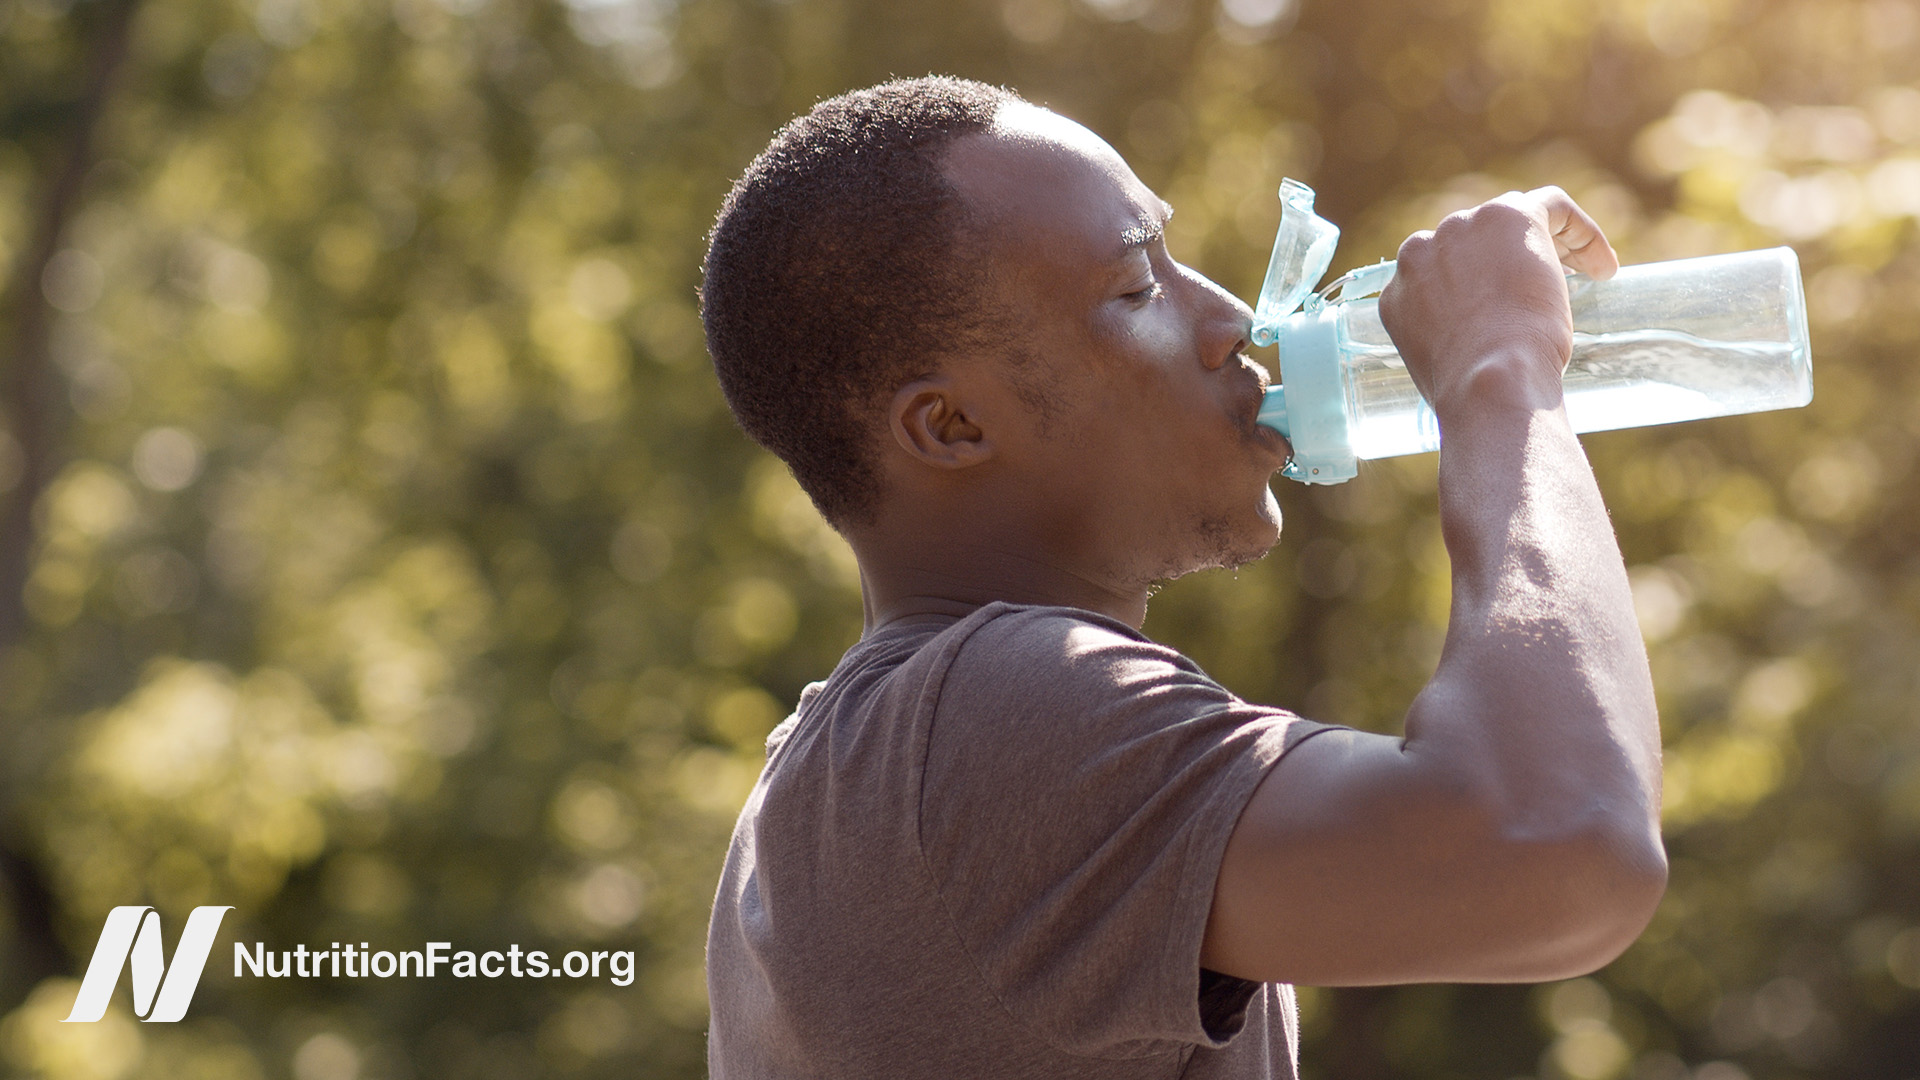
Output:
[922, 603, 1273, 766]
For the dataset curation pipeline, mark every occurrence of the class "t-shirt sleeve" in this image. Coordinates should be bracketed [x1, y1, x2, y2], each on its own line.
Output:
[915, 607, 1332, 1058]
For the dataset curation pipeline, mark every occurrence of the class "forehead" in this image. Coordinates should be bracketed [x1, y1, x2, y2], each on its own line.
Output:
[943, 104, 1166, 272]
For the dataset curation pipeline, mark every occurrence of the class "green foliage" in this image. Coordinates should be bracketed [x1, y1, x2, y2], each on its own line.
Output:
[1, 0, 1918, 1076]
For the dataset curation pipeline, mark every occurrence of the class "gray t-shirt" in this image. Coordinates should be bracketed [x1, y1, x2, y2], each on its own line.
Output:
[707, 602, 1333, 1078]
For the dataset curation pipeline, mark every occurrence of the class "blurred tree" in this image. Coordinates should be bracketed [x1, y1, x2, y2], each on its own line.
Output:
[0, 0, 141, 1005]
[0, 0, 1916, 1077]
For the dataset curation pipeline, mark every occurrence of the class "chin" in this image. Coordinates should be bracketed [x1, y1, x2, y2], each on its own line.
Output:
[1134, 487, 1284, 585]
[1217, 527, 1281, 572]
[1234, 490, 1286, 564]
[1256, 486, 1283, 535]
[1186, 504, 1284, 576]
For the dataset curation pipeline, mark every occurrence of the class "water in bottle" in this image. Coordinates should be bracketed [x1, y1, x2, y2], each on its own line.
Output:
[1250, 181, 1813, 484]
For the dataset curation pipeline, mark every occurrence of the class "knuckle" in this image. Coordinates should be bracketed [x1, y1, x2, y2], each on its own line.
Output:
[1478, 191, 1527, 216]
[1445, 200, 1539, 242]
[1480, 200, 1532, 224]
[1396, 230, 1434, 257]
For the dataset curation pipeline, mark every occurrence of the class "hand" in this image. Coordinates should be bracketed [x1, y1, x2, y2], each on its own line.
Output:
[1377, 186, 1618, 419]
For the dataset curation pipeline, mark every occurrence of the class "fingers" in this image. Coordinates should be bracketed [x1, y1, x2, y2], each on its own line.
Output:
[1522, 185, 1619, 281]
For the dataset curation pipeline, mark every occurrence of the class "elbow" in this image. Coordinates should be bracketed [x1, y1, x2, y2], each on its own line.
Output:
[1510, 821, 1669, 981]
[1580, 825, 1670, 969]
[1378, 764, 1671, 984]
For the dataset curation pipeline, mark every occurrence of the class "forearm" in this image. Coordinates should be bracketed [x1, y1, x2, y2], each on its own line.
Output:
[1408, 379, 1663, 854]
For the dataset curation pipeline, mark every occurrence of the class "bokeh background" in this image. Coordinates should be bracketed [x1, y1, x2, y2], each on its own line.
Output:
[2, 0, 1918, 1076]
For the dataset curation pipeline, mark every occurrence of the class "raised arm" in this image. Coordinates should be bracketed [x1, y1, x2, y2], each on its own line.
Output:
[1202, 188, 1667, 986]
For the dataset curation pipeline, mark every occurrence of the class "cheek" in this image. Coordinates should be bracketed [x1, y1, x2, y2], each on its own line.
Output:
[1093, 294, 1189, 353]
[1125, 306, 1195, 364]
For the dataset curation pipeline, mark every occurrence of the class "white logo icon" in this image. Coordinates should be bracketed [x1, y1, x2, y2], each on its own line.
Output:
[63, 906, 232, 1023]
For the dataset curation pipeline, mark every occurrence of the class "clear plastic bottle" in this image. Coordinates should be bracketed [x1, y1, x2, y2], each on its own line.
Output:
[1251, 182, 1813, 484]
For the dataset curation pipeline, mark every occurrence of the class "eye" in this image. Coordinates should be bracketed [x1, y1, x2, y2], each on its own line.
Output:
[1122, 280, 1162, 303]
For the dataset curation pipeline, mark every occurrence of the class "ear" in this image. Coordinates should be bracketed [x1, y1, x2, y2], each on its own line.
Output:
[888, 376, 992, 470]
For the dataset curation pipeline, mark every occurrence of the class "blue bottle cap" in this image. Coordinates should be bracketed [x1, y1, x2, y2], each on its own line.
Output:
[1250, 179, 1340, 348]
[1249, 180, 1356, 484]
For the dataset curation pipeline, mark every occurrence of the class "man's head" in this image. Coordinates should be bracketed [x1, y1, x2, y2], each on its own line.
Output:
[700, 76, 1021, 527]
[703, 78, 1289, 612]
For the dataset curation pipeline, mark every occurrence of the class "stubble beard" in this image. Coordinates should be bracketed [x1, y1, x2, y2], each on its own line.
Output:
[1130, 506, 1281, 592]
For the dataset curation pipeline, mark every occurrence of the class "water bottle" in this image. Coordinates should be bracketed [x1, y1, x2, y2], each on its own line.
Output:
[1250, 180, 1813, 484]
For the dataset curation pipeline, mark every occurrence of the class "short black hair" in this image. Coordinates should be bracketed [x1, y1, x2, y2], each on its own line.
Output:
[700, 76, 1024, 528]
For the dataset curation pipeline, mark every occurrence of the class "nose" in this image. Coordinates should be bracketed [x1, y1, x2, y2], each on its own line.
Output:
[1183, 264, 1254, 371]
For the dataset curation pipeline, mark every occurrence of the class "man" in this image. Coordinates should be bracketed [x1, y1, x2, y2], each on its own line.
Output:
[699, 76, 1667, 1078]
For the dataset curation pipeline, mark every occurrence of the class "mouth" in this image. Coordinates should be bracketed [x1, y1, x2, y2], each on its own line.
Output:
[1234, 356, 1291, 465]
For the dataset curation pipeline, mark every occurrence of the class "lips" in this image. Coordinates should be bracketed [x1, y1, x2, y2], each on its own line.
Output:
[1234, 361, 1291, 465]
[1250, 408, 1290, 464]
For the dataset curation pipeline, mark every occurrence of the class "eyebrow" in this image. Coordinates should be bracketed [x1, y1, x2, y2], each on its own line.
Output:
[1119, 203, 1174, 253]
